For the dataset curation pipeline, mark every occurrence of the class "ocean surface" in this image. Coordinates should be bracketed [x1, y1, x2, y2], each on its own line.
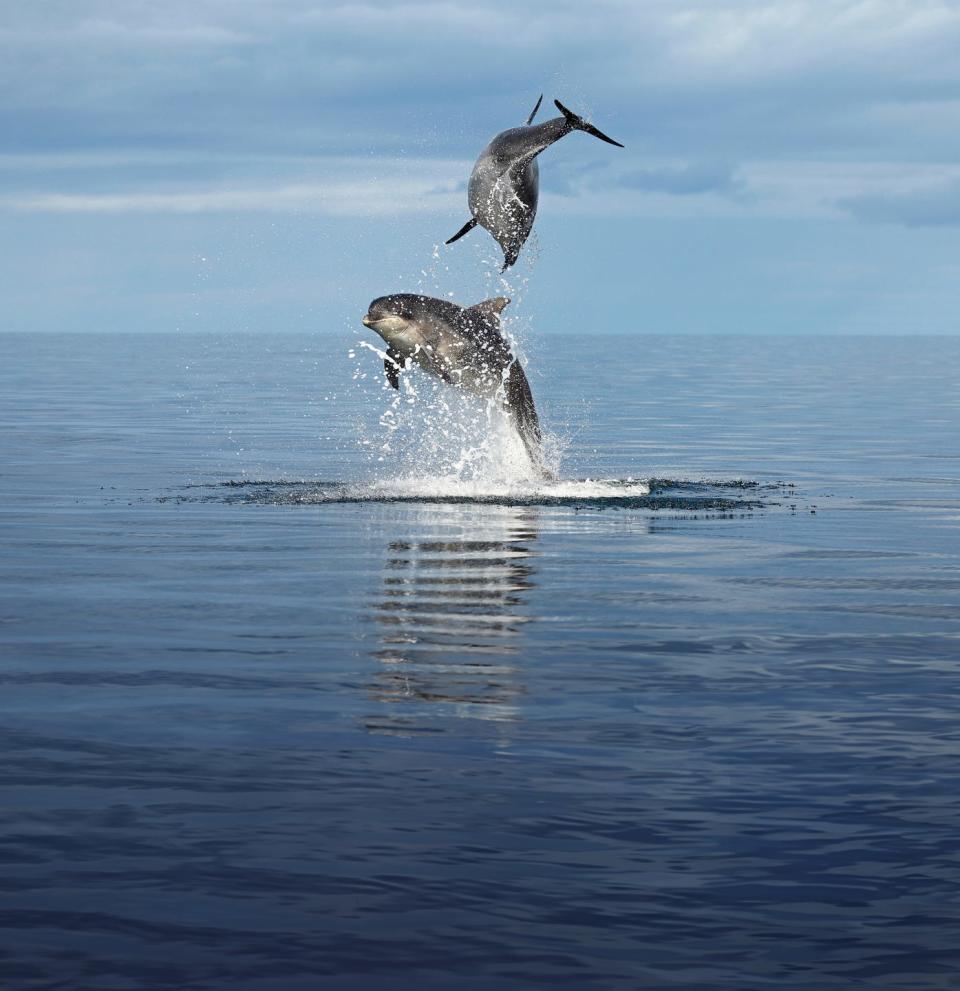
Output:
[1, 331, 959, 990]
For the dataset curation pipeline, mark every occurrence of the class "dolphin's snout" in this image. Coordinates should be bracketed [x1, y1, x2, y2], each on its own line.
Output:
[362, 312, 411, 340]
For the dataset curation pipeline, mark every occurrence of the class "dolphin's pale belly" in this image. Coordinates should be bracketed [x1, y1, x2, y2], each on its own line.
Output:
[469, 170, 521, 221]
[468, 155, 538, 253]
[384, 326, 424, 355]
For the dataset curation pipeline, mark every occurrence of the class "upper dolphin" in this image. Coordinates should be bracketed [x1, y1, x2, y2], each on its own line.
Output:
[445, 96, 624, 271]
[361, 292, 548, 476]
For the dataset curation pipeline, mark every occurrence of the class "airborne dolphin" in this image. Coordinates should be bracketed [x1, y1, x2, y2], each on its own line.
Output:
[446, 96, 624, 271]
[361, 293, 548, 475]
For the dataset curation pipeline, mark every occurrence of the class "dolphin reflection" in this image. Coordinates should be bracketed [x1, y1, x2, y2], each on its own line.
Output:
[366, 507, 539, 733]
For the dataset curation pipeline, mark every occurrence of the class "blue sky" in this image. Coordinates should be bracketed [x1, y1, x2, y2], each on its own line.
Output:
[3, 0, 960, 335]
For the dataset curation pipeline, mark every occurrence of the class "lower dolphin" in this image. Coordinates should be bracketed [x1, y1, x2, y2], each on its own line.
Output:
[361, 293, 549, 477]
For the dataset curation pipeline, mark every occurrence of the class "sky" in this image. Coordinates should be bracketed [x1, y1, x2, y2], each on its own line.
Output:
[3, 0, 960, 335]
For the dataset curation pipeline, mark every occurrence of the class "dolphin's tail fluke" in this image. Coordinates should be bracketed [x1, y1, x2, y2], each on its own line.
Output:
[505, 359, 553, 479]
[445, 218, 478, 245]
[554, 99, 624, 148]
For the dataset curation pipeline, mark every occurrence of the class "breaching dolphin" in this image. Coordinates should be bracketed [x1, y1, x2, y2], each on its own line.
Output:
[446, 96, 624, 271]
[361, 293, 549, 475]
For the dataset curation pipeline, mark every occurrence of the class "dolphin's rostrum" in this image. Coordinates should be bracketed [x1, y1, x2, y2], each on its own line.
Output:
[362, 293, 548, 475]
[446, 97, 624, 271]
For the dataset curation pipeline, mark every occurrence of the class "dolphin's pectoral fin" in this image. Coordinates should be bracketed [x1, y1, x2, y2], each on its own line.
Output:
[525, 94, 543, 126]
[553, 99, 624, 148]
[445, 218, 478, 245]
[384, 348, 403, 390]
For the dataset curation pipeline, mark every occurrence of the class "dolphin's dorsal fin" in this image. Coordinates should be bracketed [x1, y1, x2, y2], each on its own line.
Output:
[466, 297, 511, 321]
[525, 94, 543, 126]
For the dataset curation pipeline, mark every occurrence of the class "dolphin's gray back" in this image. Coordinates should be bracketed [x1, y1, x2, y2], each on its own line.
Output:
[454, 312, 544, 471]
[504, 359, 544, 471]
[411, 295, 463, 327]
[457, 302, 543, 462]
[445, 305, 513, 391]
[483, 117, 569, 168]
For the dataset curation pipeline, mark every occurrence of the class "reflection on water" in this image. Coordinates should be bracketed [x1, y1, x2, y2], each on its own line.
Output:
[367, 507, 539, 731]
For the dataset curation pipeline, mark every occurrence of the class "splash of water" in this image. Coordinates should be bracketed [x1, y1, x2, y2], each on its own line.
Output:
[351, 343, 557, 494]
[344, 218, 642, 501]
[351, 228, 560, 491]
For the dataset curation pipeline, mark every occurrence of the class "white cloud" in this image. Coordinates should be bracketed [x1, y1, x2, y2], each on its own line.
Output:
[657, 0, 960, 79]
[3, 1, 960, 226]
[839, 179, 960, 226]
[741, 160, 960, 218]
[1, 158, 468, 216]
[6, 152, 960, 223]
[545, 158, 960, 220]
[5, 183, 455, 215]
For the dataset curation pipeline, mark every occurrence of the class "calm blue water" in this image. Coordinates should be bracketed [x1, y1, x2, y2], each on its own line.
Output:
[2, 332, 959, 990]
